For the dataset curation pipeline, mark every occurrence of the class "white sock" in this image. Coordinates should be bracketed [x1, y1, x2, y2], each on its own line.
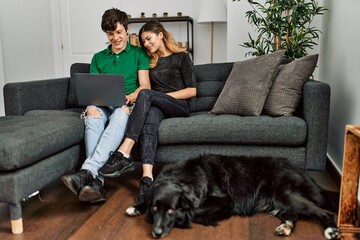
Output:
[118, 150, 130, 158]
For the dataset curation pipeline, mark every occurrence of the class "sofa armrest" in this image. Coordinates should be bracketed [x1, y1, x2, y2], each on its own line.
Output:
[4, 77, 70, 116]
[302, 80, 331, 170]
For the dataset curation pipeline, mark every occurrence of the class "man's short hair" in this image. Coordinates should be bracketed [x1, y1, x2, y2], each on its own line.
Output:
[101, 8, 129, 32]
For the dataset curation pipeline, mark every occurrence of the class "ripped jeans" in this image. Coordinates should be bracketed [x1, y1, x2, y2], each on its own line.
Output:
[80, 105, 131, 177]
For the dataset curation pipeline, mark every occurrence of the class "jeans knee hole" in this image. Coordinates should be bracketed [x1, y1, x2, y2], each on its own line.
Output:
[86, 106, 102, 118]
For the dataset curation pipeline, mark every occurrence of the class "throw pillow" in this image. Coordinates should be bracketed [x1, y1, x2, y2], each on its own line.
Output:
[263, 54, 319, 116]
[67, 63, 90, 108]
[211, 50, 285, 116]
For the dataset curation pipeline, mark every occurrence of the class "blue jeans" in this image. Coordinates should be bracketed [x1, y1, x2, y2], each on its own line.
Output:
[125, 89, 190, 165]
[81, 106, 130, 177]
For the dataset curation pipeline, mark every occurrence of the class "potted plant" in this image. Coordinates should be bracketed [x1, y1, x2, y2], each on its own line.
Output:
[233, 0, 327, 59]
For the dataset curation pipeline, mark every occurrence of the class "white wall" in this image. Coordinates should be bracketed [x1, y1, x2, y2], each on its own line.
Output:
[0, 0, 55, 83]
[227, 0, 255, 62]
[319, 0, 360, 172]
[0, 31, 5, 117]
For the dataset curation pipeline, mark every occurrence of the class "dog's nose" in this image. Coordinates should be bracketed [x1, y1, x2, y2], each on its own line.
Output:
[153, 227, 164, 238]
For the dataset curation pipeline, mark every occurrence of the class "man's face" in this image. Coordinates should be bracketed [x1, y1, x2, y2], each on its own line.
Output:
[106, 22, 128, 53]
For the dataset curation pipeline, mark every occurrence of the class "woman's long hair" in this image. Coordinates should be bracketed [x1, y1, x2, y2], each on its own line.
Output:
[138, 20, 186, 68]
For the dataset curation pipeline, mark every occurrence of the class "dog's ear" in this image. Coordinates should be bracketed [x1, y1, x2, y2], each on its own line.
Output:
[175, 211, 192, 228]
[143, 186, 154, 223]
[143, 185, 153, 207]
[180, 185, 201, 209]
[145, 208, 154, 223]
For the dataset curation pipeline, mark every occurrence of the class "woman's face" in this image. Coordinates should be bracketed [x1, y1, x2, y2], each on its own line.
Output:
[141, 31, 163, 54]
[106, 22, 128, 53]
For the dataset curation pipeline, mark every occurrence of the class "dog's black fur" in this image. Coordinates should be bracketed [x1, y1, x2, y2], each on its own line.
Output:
[126, 154, 340, 239]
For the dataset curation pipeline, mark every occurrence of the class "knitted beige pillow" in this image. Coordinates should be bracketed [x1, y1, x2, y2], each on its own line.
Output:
[211, 50, 285, 116]
[263, 54, 319, 116]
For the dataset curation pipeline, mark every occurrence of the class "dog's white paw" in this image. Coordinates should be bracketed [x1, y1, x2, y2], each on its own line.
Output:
[126, 206, 141, 216]
[324, 227, 340, 240]
[269, 209, 279, 216]
[275, 220, 294, 236]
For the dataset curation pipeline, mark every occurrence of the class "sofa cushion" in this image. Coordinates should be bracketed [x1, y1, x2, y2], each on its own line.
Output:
[263, 54, 319, 116]
[211, 50, 284, 116]
[0, 116, 84, 171]
[158, 113, 306, 145]
[24, 108, 84, 117]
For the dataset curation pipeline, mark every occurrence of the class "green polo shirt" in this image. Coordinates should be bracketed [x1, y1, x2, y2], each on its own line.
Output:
[90, 43, 150, 95]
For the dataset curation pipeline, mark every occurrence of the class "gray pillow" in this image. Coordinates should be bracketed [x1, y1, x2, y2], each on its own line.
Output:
[211, 50, 285, 116]
[263, 54, 319, 116]
[67, 63, 90, 108]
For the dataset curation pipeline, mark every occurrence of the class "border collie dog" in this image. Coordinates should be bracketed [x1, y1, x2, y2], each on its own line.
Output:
[126, 154, 340, 239]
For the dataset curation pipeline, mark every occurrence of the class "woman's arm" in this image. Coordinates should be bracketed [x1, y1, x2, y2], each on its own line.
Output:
[167, 87, 197, 100]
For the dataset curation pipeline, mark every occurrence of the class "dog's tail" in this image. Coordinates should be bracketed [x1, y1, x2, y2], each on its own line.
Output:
[321, 189, 340, 213]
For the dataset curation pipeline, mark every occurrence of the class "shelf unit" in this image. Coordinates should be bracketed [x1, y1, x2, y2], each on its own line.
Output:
[128, 16, 194, 60]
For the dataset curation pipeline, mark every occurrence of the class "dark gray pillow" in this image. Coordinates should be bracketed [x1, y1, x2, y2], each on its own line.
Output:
[67, 63, 91, 108]
[263, 54, 319, 116]
[211, 50, 285, 116]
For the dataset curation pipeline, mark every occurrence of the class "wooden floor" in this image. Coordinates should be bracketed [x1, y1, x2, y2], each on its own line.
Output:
[0, 163, 339, 240]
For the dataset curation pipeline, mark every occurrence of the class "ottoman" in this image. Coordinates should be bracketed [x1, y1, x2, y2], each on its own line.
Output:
[0, 115, 84, 234]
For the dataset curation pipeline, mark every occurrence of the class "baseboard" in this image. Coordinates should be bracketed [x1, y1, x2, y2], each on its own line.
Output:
[326, 157, 342, 189]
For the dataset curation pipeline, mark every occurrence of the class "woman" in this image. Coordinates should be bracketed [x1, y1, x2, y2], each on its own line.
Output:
[99, 20, 197, 203]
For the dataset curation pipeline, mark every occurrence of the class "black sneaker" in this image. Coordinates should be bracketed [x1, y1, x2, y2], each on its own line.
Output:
[61, 169, 94, 195]
[99, 151, 135, 177]
[136, 176, 153, 204]
[79, 176, 106, 203]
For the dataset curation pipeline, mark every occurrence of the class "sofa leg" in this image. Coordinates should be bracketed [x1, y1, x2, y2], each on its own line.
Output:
[11, 218, 23, 234]
[9, 203, 23, 234]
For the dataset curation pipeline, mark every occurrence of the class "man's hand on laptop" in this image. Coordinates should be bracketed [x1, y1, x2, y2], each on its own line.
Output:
[125, 95, 135, 106]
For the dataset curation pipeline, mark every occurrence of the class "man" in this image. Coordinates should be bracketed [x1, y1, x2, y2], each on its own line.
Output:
[61, 8, 150, 203]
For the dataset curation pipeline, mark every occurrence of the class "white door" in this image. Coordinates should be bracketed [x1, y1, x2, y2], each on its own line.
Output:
[59, 0, 122, 75]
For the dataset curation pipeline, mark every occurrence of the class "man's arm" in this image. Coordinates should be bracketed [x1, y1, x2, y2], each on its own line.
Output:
[126, 69, 150, 104]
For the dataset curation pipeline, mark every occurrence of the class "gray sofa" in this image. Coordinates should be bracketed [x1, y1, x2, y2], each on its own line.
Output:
[1, 62, 330, 234]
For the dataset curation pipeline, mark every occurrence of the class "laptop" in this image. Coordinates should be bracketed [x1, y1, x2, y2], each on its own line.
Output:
[75, 73, 126, 107]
